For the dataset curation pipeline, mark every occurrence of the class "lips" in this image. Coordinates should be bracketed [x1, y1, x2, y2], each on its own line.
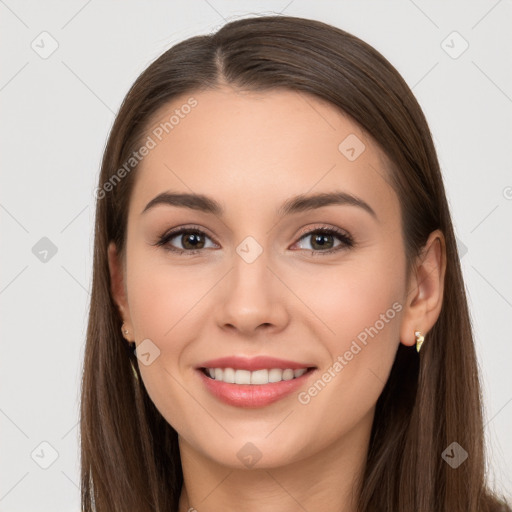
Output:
[195, 355, 318, 408]
[196, 355, 316, 371]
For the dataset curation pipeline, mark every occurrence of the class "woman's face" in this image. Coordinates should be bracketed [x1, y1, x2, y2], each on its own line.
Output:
[109, 87, 413, 469]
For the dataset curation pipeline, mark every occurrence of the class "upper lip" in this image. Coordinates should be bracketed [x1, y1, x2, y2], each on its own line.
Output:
[196, 356, 316, 371]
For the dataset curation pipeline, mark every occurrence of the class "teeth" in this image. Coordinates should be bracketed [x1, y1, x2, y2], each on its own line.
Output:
[223, 367, 235, 383]
[203, 367, 309, 385]
[251, 369, 268, 385]
[236, 370, 251, 385]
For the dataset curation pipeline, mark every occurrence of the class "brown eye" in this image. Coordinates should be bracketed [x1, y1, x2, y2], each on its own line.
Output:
[179, 231, 206, 250]
[293, 227, 354, 255]
[155, 227, 217, 255]
[309, 232, 335, 250]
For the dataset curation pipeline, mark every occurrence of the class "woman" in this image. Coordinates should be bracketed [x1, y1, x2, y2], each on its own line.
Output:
[81, 14, 511, 512]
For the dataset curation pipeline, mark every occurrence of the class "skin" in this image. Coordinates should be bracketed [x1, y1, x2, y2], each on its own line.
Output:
[108, 87, 446, 512]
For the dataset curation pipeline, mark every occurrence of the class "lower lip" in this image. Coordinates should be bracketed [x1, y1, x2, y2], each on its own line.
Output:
[196, 368, 316, 408]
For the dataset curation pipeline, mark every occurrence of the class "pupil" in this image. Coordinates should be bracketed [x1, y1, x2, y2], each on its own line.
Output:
[312, 233, 333, 250]
[183, 232, 204, 250]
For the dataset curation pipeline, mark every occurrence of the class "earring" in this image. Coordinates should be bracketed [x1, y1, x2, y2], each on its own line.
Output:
[121, 323, 129, 336]
[130, 360, 139, 380]
[415, 330, 425, 352]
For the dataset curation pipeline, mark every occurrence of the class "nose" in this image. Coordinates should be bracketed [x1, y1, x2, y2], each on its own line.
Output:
[213, 246, 290, 337]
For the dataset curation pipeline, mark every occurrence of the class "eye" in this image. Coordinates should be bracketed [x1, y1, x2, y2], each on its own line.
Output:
[291, 225, 354, 255]
[154, 225, 218, 255]
[153, 224, 354, 256]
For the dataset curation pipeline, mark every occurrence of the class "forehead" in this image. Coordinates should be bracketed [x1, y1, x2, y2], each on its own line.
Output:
[129, 87, 398, 223]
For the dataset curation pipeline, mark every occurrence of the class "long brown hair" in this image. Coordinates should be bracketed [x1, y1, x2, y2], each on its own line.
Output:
[80, 14, 511, 511]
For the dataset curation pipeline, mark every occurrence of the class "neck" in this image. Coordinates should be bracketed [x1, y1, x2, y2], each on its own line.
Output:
[177, 408, 373, 512]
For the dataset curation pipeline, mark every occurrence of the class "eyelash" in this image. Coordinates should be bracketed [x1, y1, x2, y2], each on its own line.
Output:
[153, 224, 355, 257]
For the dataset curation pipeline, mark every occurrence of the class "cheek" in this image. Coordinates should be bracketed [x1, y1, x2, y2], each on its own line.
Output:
[125, 256, 209, 427]
[126, 251, 210, 342]
[125, 251, 222, 395]
[291, 249, 405, 407]
[291, 258, 404, 434]
[292, 255, 403, 344]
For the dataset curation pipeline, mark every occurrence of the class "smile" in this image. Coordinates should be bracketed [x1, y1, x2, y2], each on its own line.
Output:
[196, 366, 317, 408]
[201, 367, 310, 384]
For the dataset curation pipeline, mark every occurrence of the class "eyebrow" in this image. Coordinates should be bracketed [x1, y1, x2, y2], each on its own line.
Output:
[141, 190, 378, 220]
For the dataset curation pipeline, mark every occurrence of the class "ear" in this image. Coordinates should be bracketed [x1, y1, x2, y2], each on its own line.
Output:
[107, 241, 132, 337]
[399, 229, 447, 347]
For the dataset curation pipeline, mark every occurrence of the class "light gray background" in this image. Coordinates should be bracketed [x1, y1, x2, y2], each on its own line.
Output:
[1, 1, 511, 510]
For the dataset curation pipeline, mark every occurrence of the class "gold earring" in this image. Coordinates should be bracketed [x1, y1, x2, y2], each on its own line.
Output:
[415, 330, 425, 352]
[130, 360, 139, 380]
[121, 324, 138, 379]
